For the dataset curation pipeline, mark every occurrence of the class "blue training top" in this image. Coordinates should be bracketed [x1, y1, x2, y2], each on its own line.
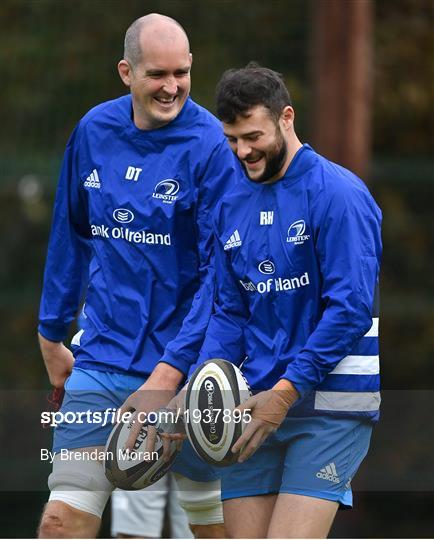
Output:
[197, 144, 382, 421]
[38, 95, 240, 377]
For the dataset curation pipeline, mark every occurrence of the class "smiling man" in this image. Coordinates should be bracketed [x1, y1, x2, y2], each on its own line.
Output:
[37, 14, 239, 539]
[118, 16, 191, 129]
[191, 62, 383, 538]
[225, 109, 289, 183]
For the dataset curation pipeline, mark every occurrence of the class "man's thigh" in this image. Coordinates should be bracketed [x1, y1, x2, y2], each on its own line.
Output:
[267, 493, 338, 538]
[223, 495, 277, 538]
[219, 434, 285, 537]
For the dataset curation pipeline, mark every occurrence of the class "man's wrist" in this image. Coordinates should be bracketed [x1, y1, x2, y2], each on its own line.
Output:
[273, 378, 300, 407]
[38, 333, 62, 348]
[149, 362, 184, 389]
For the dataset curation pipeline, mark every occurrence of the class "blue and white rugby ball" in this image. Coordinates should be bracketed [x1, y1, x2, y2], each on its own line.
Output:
[185, 359, 251, 467]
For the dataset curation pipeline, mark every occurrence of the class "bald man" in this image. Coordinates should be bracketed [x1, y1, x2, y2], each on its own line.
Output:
[37, 14, 240, 538]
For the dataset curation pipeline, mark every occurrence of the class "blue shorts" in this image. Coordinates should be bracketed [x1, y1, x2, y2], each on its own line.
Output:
[52, 367, 219, 482]
[221, 415, 372, 507]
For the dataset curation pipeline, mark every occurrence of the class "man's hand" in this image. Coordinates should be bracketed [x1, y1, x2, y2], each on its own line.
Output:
[39, 333, 74, 389]
[147, 387, 188, 462]
[231, 379, 299, 463]
[119, 363, 184, 453]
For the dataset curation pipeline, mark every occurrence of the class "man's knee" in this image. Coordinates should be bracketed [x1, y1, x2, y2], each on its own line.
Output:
[46, 451, 112, 518]
[190, 523, 226, 539]
[38, 449, 111, 539]
[38, 501, 100, 539]
[174, 475, 223, 526]
[38, 503, 63, 538]
[173, 475, 225, 537]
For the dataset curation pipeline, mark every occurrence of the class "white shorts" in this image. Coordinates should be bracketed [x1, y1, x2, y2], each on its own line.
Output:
[111, 473, 193, 538]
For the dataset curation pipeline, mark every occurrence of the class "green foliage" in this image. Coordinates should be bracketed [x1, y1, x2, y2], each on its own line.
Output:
[374, 0, 433, 154]
[0, 0, 310, 161]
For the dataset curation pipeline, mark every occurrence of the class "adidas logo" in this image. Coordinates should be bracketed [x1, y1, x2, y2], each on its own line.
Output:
[84, 169, 101, 189]
[224, 230, 242, 250]
[316, 462, 340, 484]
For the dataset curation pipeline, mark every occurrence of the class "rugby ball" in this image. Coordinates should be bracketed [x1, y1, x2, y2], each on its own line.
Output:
[185, 359, 251, 467]
[104, 412, 178, 490]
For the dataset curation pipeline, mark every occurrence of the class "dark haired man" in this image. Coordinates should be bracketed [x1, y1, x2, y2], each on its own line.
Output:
[36, 13, 239, 539]
[193, 63, 382, 537]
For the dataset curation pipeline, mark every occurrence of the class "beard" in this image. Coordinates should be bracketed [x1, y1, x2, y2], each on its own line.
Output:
[242, 128, 288, 183]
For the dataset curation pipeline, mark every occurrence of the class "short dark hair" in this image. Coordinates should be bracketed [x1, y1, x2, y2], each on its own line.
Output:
[216, 62, 292, 123]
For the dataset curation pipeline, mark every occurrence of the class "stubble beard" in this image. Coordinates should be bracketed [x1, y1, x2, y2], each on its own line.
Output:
[244, 128, 288, 183]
